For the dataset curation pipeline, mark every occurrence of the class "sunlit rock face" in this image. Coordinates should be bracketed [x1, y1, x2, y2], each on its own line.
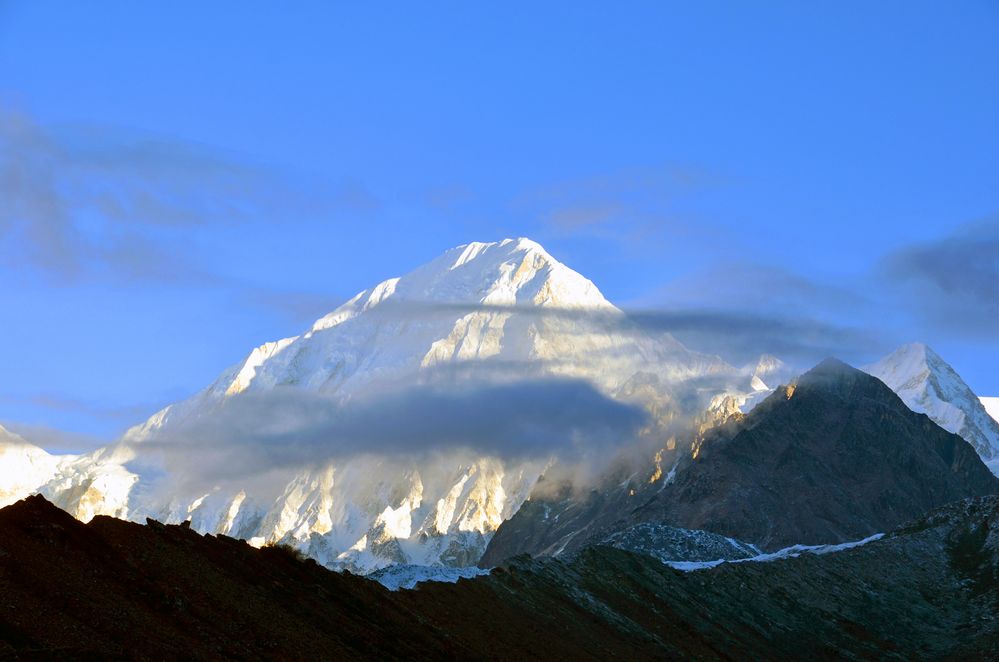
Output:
[15, 238, 748, 572]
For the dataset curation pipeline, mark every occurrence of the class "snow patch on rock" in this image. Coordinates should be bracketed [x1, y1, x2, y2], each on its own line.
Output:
[667, 533, 885, 571]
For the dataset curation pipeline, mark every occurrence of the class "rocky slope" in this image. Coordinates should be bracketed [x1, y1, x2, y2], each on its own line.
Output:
[1, 494, 998, 659]
[483, 358, 999, 562]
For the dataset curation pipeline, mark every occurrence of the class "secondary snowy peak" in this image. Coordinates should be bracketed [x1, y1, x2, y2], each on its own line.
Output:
[747, 354, 792, 391]
[0, 425, 64, 508]
[865, 343, 999, 464]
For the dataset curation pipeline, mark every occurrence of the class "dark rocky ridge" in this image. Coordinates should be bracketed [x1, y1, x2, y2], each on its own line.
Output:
[2, 494, 999, 658]
[482, 358, 999, 564]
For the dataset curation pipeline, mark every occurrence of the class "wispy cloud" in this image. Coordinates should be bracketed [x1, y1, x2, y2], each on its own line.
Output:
[0, 108, 360, 285]
[626, 308, 882, 366]
[0, 420, 107, 455]
[141, 378, 649, 485]
[238, 288, 349, 326]
[648, 262, 870, 316]
[0, 390, 169, 427]
[510, 165, 725, 251]
[349, 298, 883, 368]
[881, 217, 999, 340]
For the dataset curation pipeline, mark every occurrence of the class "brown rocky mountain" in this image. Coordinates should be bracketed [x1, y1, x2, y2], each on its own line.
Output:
[482, 358, 999, 564]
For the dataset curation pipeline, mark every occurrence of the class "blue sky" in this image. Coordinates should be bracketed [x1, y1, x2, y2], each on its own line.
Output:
[1, 1, 997, 448]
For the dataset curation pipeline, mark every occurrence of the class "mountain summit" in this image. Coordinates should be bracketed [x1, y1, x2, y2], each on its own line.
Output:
[211, 237, 625, 402]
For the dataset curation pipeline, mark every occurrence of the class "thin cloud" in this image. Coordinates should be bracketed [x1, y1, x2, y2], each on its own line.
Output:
[0, 420, 108, 454]
[649, 262, 871, 316]
[545, 203, 624, 231]
[510, 165, 726, 251]
[141, 378, 649, 484]
[240, 288, 350, 326]
[0, 108, 358, 284]
[882, 217, 999, 340]
[626, 309, 882, 367]
[0, 391, 168, 425]
[348, 298, 882, 368]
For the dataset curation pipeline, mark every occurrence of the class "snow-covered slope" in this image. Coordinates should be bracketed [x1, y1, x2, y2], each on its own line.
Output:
[0, 425, 65, 508]
[865, 343, 999, 473]
[30, 238, 739, 572]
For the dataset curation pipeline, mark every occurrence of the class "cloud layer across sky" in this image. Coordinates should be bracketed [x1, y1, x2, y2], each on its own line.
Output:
[0, 2, 997, 447]
[139, 379, 648, 487]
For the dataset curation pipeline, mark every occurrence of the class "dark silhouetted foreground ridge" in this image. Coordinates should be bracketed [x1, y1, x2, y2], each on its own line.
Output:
[1, 494, 999, 659]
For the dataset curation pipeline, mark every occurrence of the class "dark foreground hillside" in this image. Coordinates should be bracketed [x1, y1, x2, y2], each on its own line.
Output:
[1, 494, 998, 660]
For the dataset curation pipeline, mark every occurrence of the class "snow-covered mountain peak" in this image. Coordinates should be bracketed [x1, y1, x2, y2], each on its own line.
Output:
[873, 341, 936, 370]
[865, 343, 999, 467]
[20, 237, 740, 572]
[309, 238, 612, 335]
[866, 343, 954, 395]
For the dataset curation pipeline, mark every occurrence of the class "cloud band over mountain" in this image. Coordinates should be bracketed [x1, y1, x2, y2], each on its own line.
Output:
[140, 378, 649, 483]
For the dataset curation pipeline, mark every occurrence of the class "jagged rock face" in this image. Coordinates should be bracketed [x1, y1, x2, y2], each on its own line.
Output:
[22, 238, 737, 572]
[865, 343, 999, 469]
[2, 494, 999, 659]
[483, 359, 999, 562]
